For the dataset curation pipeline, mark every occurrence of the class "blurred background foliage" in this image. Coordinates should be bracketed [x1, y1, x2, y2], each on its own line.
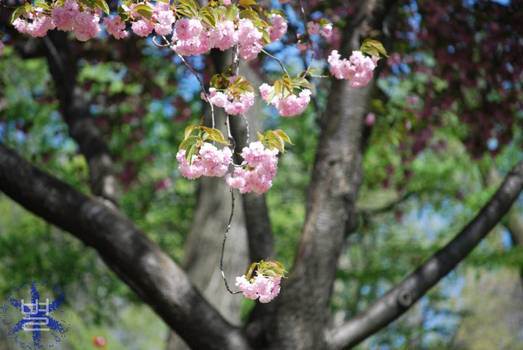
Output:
[0, 0, 522, 349]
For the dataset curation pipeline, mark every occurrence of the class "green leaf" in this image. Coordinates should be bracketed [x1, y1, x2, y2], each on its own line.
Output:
[269, 9, 285, 17]
[93, 0, 110, 15]
[245, 262, 258, 281]
[258, 260, 286, 278]
[134, 4, 154, 20]
[201, 127, 230, 145]
[238, 0, 256, 8]
[273, 79, 283, 97]
[177, 0, 199, 17]
[117, 5, 130, 21]
[319, 18, 330, 26]
[199, 7, 216, 27]
[186, 143, 198, 163]
[34, 0, 51, 10]
[273, 129, 293, 145]
[225, 5, 239, 21]
[360, 38, 389, 58]
[184, 125, 198, 140]
[178, 136, 198, 151]
[261, 29, 271, 44]
[265, 131, 285, 153]
[10, 4, 32, 23]
[239, 8, 259, 22]
[291, 76, 313, 90]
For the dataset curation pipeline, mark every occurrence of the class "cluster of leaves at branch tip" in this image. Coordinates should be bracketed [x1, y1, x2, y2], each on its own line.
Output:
[257, 129, 293, 153]
[210, 72, 254, 97]
[179, 125, 229, 163]
[245, 260, 287, 281]
[360, 38, 389, 58]
[264, 73, 314, 104]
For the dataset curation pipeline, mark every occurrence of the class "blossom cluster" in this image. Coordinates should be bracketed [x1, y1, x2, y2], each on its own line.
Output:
[11, 0, 287, 62]
[235, 273, 281, 303]
[176, 142, 232, 179]
[226, 141, 279, 194]
[203, 87, 255, 116]
[13, 0, 98, 40]
[170, 14, 286, 58]
[177, 141, 279, 194]
[328, 50, 379, 87]
[259, 83, 312, 117]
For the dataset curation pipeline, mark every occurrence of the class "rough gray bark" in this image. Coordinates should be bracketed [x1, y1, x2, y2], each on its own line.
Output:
[326, 161, 523, 350]
[43, 32, 119, 204]
[249, 2, 397, 349]
[0, 142, 251, 350]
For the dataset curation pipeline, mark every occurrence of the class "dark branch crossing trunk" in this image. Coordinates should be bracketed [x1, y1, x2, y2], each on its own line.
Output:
[43, 31, 119, 204]
[0, 142, 251, 350]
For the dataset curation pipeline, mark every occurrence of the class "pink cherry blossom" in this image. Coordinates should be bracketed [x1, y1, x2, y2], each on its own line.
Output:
[238, 19, 262, 46]
[0, 41, 3, 56]
[209, 20, 238, 51]
[177, 143, 232, 179]
[74, 11, 100, 41]
[132, 19, 154, 37]
[153, 2, 175, 36]
[171, 20, 210, 56]
[226, 142, 279, 194]
[13, 10, 55, 38]
[204, 87, 255, 116]
[269, 15, 287, 42]
[237, 19, 263, 60]
[175, 18, 203, 41]
[104, 15, 129, 40]
[239, 41, 263, 61]
[259, 83, 311, 117]
[328, 50, 378, 87]
[235, 273, 281, 303]
[52, 0, 79, 31]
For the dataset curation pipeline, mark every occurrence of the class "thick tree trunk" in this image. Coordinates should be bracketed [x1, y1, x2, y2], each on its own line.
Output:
[248, 2, 397, 349]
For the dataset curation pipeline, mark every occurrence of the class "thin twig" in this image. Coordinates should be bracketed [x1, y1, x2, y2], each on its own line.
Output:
[220, 188, 241, 295]
[261, 48, 290, 77]
[297, 0, 316, 71]
[159, 35, 216, 129]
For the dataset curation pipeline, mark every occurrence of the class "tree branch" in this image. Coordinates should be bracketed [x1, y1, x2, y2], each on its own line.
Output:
[260, 1, 398, 348]
[43, 31, 119, 204]
[326, 160, 523, 350]
[0, 142, 251, 350]
[222, 53, 275, 264]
